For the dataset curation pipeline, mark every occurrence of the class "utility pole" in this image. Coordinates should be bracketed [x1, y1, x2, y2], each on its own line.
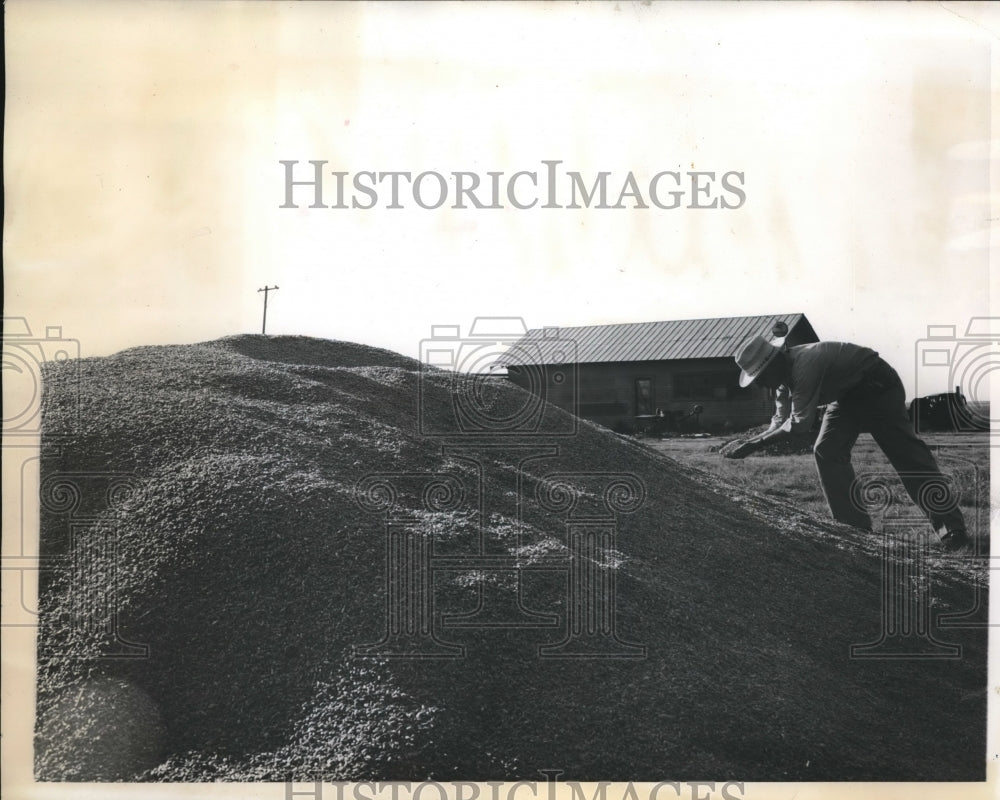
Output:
[257, 285, 279, 334]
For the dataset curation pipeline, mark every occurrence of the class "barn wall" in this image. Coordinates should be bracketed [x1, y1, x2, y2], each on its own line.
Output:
[507, 358, 776, 433]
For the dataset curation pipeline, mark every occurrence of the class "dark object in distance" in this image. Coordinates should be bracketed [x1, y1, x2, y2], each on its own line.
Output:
[908, 386, 988, 433]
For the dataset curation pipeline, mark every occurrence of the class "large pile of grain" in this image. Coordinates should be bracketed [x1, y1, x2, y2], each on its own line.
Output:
[35, 335, 986, 782]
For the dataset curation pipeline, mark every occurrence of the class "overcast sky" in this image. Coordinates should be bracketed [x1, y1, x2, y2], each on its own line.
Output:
[5, 1, 997, 399]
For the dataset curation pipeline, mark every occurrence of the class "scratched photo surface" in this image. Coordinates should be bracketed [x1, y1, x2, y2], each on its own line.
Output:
[2, 2, 996, 799]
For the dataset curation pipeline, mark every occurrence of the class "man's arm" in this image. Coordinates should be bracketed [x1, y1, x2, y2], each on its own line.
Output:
[722, 385, 791, 459]
[770, 384, 790, 430]
[722, 419, 789, 458]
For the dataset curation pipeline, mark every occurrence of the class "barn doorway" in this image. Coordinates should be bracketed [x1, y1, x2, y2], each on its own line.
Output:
[635, 378, 654, 416]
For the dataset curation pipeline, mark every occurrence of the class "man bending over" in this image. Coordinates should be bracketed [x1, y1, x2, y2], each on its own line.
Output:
[724, 334, 969, 552]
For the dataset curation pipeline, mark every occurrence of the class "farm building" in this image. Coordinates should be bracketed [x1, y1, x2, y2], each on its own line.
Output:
[502, 313, 819, 434]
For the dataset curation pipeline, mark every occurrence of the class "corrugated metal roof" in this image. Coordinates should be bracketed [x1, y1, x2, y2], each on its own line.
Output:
[501, 313, 816, 365]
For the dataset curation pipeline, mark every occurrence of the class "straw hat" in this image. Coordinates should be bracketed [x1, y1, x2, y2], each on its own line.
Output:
[735, 333, 785, 388]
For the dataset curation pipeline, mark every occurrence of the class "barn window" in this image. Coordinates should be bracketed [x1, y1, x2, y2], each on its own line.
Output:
[674, 370, 737, 400]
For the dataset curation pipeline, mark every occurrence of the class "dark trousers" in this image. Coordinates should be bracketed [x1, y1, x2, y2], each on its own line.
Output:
[812, 358, 966, 536]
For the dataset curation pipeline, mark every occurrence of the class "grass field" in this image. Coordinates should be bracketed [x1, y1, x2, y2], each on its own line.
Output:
[644, 432, 991, 547]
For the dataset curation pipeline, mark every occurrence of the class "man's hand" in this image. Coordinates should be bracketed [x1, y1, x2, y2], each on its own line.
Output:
[721, 438, 759, 459]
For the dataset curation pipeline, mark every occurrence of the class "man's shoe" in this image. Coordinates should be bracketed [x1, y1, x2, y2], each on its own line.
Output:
[940, 529, 971, 552]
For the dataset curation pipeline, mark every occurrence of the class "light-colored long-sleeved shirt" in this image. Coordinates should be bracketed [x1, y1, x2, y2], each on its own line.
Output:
[771, 342, 880, 433]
